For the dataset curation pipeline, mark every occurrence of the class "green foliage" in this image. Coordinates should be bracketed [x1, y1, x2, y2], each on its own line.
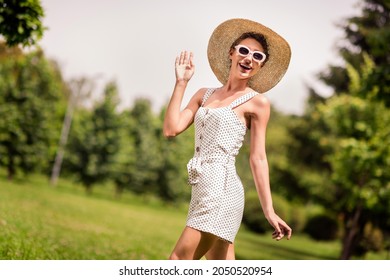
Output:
[101, 98, 194, 202]
[242, 190, 269, 234]
[356, 222, 385, 255]
[304, 214, 339, 241]
[264, 109, 300, 198]
[110, 110, 137, 197]
[63, 81, 122, 193]
[124, 99, 162, 194]
[156, 107, 193, 202]
[242, 190, 296, 234]
[287, 0, 390, 259]
[0, 0, 45, 46]
[305, 60, 390, 258]
[60, 88, 194, 201]
[313, 72, 390, 214]
[0, 43, 66, 179]
[288, 204, 307, 234]
[282, 112, 332, 206]
[321, 0, 390, 106]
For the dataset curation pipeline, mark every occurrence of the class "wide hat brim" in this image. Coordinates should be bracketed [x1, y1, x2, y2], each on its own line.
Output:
[207, 18, 291, 93]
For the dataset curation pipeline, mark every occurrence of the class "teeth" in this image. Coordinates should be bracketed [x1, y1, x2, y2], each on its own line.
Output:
[240, 64, 251, 70]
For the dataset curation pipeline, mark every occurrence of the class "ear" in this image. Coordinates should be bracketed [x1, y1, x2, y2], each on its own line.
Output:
[229, 49, 234, 60]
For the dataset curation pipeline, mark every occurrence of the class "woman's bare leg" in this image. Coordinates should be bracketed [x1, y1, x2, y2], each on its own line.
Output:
[205, 240, 235, 260]
[169, 226, 219, 260]
[226, 243, 236, 259]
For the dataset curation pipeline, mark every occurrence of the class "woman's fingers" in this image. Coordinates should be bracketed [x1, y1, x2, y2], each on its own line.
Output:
[272, 230, 284, 241]
[175, 51, 195, 82]
[270, 215, 292, 241]
[177, 51, 191, 66]
[189, 52, 194, 68]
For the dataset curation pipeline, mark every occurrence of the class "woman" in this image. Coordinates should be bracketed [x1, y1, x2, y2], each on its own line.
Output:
[163, 18, 292, 260]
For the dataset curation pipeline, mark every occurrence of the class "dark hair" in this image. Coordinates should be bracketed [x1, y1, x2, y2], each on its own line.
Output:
[230, 32, 269, 64]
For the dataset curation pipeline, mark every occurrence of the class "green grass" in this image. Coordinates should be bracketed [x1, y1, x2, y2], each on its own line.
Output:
[0, 172, 387, 260]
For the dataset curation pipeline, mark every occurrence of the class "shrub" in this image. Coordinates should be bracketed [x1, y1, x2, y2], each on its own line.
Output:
[288, 206, 306, 233]
[242, 191, 291, 234]
[242, 191, 269, 233]
[355, 222, 384, 256]
[303, 214, 339, 241]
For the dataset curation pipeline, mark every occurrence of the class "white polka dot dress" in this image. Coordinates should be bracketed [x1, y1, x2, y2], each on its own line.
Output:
[186, 88, 259, 243]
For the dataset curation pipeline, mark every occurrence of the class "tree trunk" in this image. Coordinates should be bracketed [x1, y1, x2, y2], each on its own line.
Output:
[115, 185, 123, 199]
[50, 87, 76, 187]
[7, 164, 14, 181]
[7, 152, 15, 181]
[340, 205, 362, 259]
[85, 184, 93, 195]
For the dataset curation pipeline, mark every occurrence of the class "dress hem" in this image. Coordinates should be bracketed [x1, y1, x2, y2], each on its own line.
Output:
[185, 224, 234, 244]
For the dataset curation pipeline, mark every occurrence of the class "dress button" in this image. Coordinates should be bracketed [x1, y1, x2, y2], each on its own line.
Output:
[196, 147, 200, 152]
[199, 135, 202, 139]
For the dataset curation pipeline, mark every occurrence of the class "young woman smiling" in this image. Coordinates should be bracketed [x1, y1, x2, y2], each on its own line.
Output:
[164, 18, 292, 260]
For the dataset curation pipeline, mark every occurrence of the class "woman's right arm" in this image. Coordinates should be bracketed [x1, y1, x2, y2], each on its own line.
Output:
[163, 51, 204, 138]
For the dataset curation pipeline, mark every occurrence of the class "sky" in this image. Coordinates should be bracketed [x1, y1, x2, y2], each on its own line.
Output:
[39, 0, 361, 115]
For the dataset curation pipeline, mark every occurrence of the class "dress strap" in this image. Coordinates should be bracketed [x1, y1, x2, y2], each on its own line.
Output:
[228, 91, 259, 109]
[200, 88, 217, 107]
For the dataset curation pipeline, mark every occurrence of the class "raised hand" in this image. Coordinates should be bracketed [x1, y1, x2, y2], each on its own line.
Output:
[175, 51, 195, 82]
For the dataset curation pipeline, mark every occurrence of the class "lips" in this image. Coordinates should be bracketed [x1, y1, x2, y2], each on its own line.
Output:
[239, 63, 252, 71]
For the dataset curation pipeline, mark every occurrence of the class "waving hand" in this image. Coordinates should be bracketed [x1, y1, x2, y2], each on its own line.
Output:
[175, 51, 195, 82]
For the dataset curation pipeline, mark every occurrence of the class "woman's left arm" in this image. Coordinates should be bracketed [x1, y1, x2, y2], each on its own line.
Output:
[248, 95, 292, 241]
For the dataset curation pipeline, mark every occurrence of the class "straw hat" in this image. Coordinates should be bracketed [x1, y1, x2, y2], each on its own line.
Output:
[207, 18, 291, 93]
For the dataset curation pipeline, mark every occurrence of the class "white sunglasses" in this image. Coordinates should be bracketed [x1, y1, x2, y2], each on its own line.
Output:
[234, 45, 266, 63]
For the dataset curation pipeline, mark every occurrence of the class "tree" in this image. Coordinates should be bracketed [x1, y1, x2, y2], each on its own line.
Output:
[111, 101, 194, 202]
[285, 0, 390, 258]
[64, 81, 121, 194]
[155, 107, 193, 202]
[50, 77, 93, 186]
[110, 110, 137, 198]
[312, 58, 390, 259]
[124, 98, 162, 195]
[0, 0, 45, 46]
[318, 0, 390, 106]
[0, 42, 66, 179]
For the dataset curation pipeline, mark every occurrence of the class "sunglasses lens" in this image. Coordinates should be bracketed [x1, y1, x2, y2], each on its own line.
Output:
[253, 52, 264, 61]
[238, 46, 249, 55]
[237, 45, 265, 62]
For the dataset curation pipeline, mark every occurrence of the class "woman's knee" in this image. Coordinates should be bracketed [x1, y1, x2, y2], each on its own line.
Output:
[169, 252, 180, 260]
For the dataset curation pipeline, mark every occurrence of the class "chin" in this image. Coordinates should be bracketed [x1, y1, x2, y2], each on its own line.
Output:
[239, 72, 250, 78]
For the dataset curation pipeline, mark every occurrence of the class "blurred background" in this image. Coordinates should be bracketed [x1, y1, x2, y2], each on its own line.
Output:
[0, 0, 389, 260]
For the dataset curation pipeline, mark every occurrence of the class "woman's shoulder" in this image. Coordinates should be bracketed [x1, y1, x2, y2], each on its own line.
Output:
[194, 87, 214, 96]
[244, 92, 271, 121]
[251, 92, 270, 108]
[193, 87, 217, 104]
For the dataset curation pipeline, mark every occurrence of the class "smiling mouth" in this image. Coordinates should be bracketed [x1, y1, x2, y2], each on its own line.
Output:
[239, 63, 252, 71]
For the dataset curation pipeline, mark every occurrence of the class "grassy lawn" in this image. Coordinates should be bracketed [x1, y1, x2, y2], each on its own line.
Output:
[0, 173, 387, 260]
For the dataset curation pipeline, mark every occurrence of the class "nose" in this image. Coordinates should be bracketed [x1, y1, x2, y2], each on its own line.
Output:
[243, 53, 254, 63]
